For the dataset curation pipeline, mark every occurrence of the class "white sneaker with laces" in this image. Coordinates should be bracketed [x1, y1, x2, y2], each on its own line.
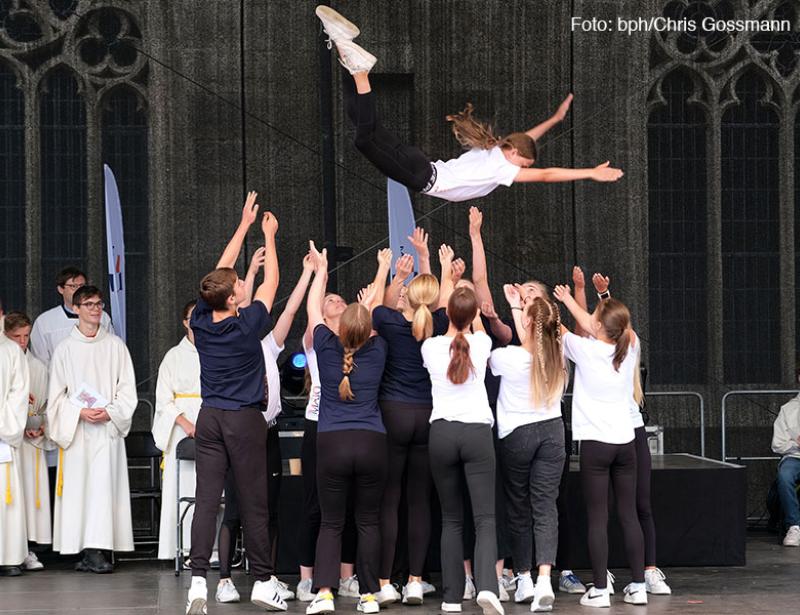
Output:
[275, 577, 296, 601]
[216, 578, 241, 603]
[314, 5, 360, 44]
[476, 590, 505, 615]
[334, 40, 377, 75]
[357, 593, 380, 614]
[463, 575, 476, 600]
[297, 578, 316, 602]
[497, 577, 510, 602]
[531, 578, 555, 612]
[306, 591, 335, 614]
[579, 587, 610, 608]
[186, 577, 208, 615]
[441, 602, 462, 613]
[606, 571, 616, 595]
[514, 574, 534, 603]
[421, 580, 436, 595]
[251, 576, 288, 611]
[376, 584, 400, 606]
[783, 525, 800, 547]
[339, 575, 360, 598]
[22, 551, 44, 571]
[623, 584, 648, 605]
[644, 568, 672, 595]
[402, 580, 424, 605]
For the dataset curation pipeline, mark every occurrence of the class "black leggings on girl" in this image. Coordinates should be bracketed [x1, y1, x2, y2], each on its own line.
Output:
[342, 74, 433, 192]
[580, 440, 645, 589]
[634, 426, 657, 566]
[378, 401, 432, 579]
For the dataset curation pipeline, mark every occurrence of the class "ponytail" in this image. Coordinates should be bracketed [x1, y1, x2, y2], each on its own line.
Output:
[411, 303, 433, 342]
[612, 328, 632, 372]
[446, 103, 500, 150]
[339, 348, 355, 401]
[447, 331, 474, 385]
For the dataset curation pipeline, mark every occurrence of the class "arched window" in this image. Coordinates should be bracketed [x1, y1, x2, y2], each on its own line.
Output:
[647, 70, 708, 384]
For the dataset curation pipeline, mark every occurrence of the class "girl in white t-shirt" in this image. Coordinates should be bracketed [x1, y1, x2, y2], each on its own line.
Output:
[314, 6, 624, 203]
[488, 296, 567, 611]
[552, 284, 647, 608]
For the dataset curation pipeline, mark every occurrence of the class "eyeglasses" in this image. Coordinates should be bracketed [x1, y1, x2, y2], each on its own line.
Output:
[78, 301, 105, 310]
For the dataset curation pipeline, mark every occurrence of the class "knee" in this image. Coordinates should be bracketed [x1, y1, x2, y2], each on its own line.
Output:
[777, 465, 798, 488]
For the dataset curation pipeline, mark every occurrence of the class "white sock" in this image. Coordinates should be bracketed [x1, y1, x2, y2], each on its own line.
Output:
[628, 582, 646, 592]
[536, 575, 551, 585]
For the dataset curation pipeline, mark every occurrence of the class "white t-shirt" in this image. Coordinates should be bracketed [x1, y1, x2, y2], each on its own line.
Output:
[629, 397, 644, 429]
[260, 332, 285, 423]
[303, 336, 320, 422]
[30, 305, 114, 366]
[562, 331, 639, 445]
[426, 147, 520, 202]
[489, 346, 563, 439]
[421, 331, 493, 425]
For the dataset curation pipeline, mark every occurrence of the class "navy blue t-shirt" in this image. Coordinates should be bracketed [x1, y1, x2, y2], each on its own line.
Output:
[371, 306, 449, 404]
[190, 297, 272, 410]
[313, 324, 387, 434]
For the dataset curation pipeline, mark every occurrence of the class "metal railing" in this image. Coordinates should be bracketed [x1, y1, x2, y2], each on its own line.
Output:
[720, 389, 798, 462]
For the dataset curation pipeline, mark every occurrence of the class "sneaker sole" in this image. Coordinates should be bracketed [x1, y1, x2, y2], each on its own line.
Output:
[476, 594, 503, 615]
[315, 6, 360, 40]
[515, 594, 534, 604]
[251, 598, 288, 611]
[558, 587, 585, 595]
[624, 597, 648, 606]
[533, 594, 555, 611]
[186, 598, 207, 615]
[646, 588, 672, 595]
[377, 597, 397, 606]
[403, 596, 423, 606]
[306, 608, 335, 615]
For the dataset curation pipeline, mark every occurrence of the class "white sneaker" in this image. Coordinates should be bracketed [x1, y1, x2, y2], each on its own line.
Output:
[623, 584, 648, 605]
[251, 576, 288, 611]
[531, 578, 555, 612]
[298, 578, 316, 602]
[186, 577, 208, 615]
[376, 584, 400, 606]
[644, 568, 672, 595]
[357, 593, 380, 614]
[22, 551, 44, 571]
[334, 39, 377, 75]
[783, 525, 800, 546]
[579, 587, 610, 608]
[275, 577, 296, 601]
[514, 574, 534, 603]
[421, 580, 436, 595]
[216, 578, 241, 603]
[476, 590, 505, 615]
[306, 591, 335, 614]
[441, 602, 462, 613]
[606, 570, 616, 595]
[339, 575, 361, 598]
[314, 5, 360, 44]
[558, 571, 586, 594]
[497, 578, 510, 602]
[402, 580, 424, 605]
[463, 575, 476, 600]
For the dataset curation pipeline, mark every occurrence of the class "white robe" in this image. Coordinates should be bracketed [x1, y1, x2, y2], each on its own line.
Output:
[153, 337, 203, 560]
[47, 326, 137, 554]
[19, 352, 53, 544]
[0, 335, 30, 565]
[30, 305, 114, 367]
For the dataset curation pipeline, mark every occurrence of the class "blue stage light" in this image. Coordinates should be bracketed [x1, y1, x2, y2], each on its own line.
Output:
[291, 352, 307, 370]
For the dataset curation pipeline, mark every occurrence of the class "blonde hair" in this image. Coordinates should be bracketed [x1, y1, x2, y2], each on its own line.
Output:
[524, 297, 567, 407]
[407, 274, 440, 342]
[337, 303, 372, 401]
[446, 103, 537, 160]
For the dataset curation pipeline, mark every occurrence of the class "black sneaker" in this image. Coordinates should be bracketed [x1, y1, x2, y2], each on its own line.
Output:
[0, 565, 22, 577]
[77, 549, 113, 574]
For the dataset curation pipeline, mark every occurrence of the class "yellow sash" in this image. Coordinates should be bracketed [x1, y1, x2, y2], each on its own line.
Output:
[174, 393, 201, 399]
[35, 451, 41, 509]
[56, 448, 64, 497]
[4, 464, 10, 505]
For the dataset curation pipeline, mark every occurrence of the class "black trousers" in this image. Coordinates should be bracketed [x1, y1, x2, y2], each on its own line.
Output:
[190, 406, 272, 581]
[429, 420, 497, 604]
[378, 400, 432, 579]
[297, 420, 357, 570]
[580, 439, 645, 588]
[633, 427, 657, 567]
[343, 73, 433, 192]
[314, 429, 387, 593]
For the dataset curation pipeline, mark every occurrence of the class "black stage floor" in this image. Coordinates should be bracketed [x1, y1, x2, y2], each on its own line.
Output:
[0, 532, 794, 615]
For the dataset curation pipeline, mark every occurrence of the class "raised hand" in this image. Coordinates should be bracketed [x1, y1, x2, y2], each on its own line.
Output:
[302, 251, 315, 272]
[481, 301, 499, 320]
[358, 282, 377, 307]
[377, 247, 393, 269]
[439, 244, 454, 268]
[592, 273, 610, 294]
[248, 246, 266, 274]
[553, 284, 572, 303]
[591, 161, 624, 182]
[395, 253, 414, 281]
[309, 240, 327, 272]
[451, 258, 466, 283]
[572, 265, 585, 289]
[468, 206, 483, 236]
[261, 211, 279, 236]
[241, 191, 259, 226]
[553, 93, 574, 122]
[408, 227, 429, 259]
[503, 284, 522, 309]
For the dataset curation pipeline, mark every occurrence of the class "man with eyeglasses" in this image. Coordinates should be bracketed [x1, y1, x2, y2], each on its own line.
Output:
[46, 285, 137, 573]
[29, 267, 115, 367]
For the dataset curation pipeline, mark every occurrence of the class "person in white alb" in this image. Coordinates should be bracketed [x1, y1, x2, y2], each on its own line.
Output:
[153, 300, 203, 561]
[47, 286, 137, 574]
[552, 284, 646, 608]
[0, 331, 30, 577]
[772, 393, 800, 547]
[4, 312, 52, 571]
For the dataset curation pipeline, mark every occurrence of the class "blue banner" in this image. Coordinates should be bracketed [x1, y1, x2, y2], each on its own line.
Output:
[387, 178, 418, 279]
[104, 164, 126, 342]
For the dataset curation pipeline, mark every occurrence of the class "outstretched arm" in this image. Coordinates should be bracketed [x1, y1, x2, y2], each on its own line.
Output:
[239, 247, 266, 309]
[306, 241, 328, 331]
[572, 266, 589, 337]
[553, 284, 594, 335]
[525, 93, 573, 142]
[514, 161, 623, 184]
[384, 253, 414, 309]
[503, 284, 527, 344]
[468, 206, 511, 343]
[217, 191, 259, 269]
[254, 212, 279, 310]
[437, 244, 455, 309]
[271, 252, 315, 347]
[366, 248, 392, 312]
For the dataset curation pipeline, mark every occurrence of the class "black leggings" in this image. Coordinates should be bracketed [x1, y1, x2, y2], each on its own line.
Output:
[378, 401, 432, 579]
[580, 440, 644, 588]
[314, 429, 387, 594]
[343, 74, 433, 192]
[634, 427, 657, 566]
[297, 420, 357, 569]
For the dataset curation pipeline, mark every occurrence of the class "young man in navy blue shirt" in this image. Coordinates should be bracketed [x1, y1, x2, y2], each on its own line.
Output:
[186, 192, 286, 614]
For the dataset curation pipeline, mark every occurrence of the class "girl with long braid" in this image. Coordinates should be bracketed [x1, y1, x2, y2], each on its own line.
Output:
[314, 6, 623, 204]
[488, 295, 568, 612]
